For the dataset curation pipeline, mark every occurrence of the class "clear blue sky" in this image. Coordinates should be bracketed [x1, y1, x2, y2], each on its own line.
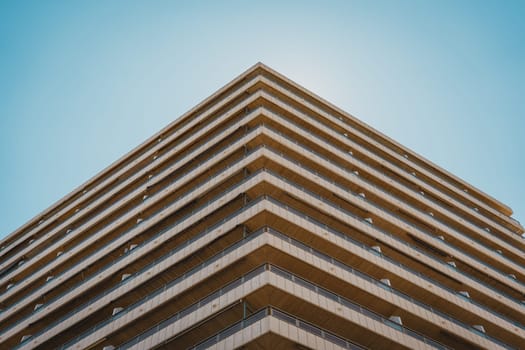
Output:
[0, 0, 523, 238]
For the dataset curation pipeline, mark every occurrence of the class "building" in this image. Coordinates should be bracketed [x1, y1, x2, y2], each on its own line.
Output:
[0, 63, 524, 350]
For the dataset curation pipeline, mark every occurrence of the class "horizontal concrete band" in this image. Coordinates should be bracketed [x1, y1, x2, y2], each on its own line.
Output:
[3, 108, 522, 322]
[257, 73, 520, 230]
[3, 157, 520, 348]
[123, 268, 435, 350]
[62, 230, 500, 350]
[3, 69, 519, 274]
[0, 68, 264, 258]
[0, 108, 267, 301]
[10, 208, 517, 349]
[260, 91, 525, 255]
[0, 91, 263, 279]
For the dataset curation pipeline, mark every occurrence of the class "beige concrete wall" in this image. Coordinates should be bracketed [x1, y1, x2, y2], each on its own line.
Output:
[2, 64, 524, 350]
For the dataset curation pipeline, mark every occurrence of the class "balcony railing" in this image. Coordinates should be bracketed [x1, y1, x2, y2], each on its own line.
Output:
[0, 112, 260, 294]
[261, 116, 525, 293]
[7, 173, 521, 349]
[260, 77, 516, 233]
[1, 127, 266, 319]
[5, 151, 523, 350]
[188, 305, 369, 350]
[37, 222, 513, 350]
[262, 101, 524, 273]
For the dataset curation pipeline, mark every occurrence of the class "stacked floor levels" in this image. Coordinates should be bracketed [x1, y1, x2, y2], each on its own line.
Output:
[0, 63, 524, 350]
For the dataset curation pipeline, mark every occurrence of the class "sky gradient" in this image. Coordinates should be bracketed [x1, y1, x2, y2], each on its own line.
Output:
[1, 0, 524, 238]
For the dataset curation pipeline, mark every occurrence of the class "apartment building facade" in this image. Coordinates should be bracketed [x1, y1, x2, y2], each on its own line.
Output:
[0, 63, 524, 349]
